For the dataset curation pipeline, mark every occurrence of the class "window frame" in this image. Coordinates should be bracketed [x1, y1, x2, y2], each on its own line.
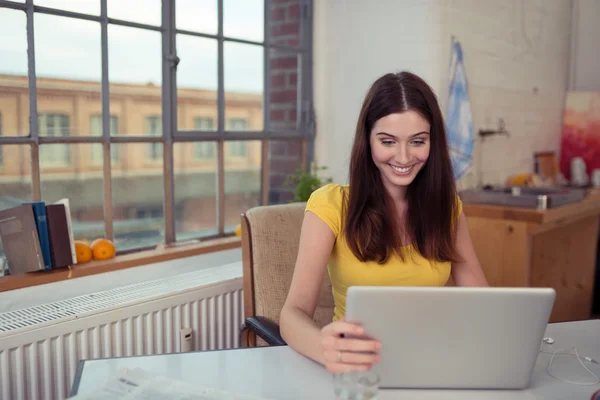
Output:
[192, 117, 215, 160]
[144, 115, 163, 163]
[0, 0, 314, 252]
[38, 113, 71, 167]
[90, 114, 119, 164]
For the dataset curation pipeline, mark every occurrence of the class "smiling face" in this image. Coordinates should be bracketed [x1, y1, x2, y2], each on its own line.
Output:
[369, 110, 431, 197]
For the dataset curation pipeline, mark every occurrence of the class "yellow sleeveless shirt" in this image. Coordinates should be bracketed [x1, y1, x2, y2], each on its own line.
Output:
[305, 183, 462, 322]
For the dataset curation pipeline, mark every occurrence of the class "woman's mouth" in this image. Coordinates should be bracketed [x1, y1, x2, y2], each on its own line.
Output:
[389, 164, 413, 176]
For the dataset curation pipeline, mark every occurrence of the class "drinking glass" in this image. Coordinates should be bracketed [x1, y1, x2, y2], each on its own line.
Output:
[332, 371, 380, 400]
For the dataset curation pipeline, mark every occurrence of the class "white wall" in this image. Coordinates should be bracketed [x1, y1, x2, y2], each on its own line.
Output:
[569, 0, 600, 91]
[313, 0, 444, 184]
[313, 0, 573, 187]
[440, 0, 572, 187]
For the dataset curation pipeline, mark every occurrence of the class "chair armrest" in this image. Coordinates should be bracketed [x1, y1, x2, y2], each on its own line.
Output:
[243, 316, 287, 346]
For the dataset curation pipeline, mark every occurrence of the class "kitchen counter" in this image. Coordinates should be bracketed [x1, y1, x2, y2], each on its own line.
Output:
[462, 189, 600, 322]
[463, 188, 600, 226]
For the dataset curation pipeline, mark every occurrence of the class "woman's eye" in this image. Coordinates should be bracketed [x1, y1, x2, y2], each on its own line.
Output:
[411, 140, 425, 145]
[381, 140, 395, 146]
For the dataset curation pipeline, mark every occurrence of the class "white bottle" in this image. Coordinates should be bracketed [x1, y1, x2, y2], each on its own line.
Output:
[571, 157, 589, 187]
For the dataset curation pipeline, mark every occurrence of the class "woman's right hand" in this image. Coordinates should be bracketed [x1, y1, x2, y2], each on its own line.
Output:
[320, 319, 382, 373]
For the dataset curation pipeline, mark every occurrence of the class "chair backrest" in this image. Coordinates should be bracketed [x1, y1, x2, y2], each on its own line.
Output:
[241, 202, 334, 329]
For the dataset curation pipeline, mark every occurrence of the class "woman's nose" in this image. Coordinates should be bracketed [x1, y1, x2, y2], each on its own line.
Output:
[395, 145, 412, 165]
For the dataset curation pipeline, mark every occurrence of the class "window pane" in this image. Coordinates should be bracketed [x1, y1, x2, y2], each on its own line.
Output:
[177, 35, 217, 131]
[112, 143, 164, 251]
[108, 0, 161, 26]
[174, 142, 217, 241]
[224, 140, 261, 232]
[176, 0, 217, 35]
[40, 143, 106, 243]
[269, 49, 299, 132]
[109, 26, 162, 136]
[35, 15, 101, 81]
[35, 15, 100, 137]
[144, 116, 162, 161]
[193, 118, 216, 160]
[268, 140, 303, 204]
[269, 0, 302, 48]
[90, 115, 119, 164]
[224, 42, 263, 131]
[0, 9, 29, 137]
[227, 118, 247, 131]
[38, 114, 71, 167]
[34, 0, 99, 15]
[224, 0, 264, 42]
[0, 144, 32, 270]
[195, 118, 214, 130]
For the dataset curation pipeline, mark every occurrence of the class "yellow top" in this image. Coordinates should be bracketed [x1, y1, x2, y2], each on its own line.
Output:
[305, 183, 462, 322]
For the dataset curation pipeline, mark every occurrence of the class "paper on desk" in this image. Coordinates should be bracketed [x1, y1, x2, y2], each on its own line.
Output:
[69, 367, 272, 400]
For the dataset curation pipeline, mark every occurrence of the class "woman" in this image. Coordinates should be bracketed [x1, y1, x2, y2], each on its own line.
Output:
[279, 71, 488, 374]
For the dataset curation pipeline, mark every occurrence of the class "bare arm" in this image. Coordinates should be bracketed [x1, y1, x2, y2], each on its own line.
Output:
[451, 213, 489, 287]
[280, 212, 380, 372]
[280, 211, 335, 364]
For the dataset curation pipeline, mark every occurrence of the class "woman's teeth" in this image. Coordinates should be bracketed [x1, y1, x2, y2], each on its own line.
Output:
[390, 164, 412, 173]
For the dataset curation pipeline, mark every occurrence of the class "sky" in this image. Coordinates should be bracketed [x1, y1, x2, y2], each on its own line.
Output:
[0, 0, 264, 93]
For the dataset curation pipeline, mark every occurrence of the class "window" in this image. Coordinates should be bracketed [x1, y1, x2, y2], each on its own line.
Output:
[145, 116, 162, 162]
[227, 118, 247, 131]
[0, 1, 313, 255]
[229, 141, 247, 157]
[226, 118, 247, 157]
[193, 118, 215, 160]
[90, 115, 119, 164]
[0, 113, 3, 167]
[39, 114, 70, 166]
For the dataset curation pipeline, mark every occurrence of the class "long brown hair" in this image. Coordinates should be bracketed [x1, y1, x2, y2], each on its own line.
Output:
[344, 71, 459, 264]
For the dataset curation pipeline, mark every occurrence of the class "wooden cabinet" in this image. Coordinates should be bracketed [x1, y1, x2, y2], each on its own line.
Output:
[463, 192, 600, 322]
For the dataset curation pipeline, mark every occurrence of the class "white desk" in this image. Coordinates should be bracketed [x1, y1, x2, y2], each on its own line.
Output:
[72, 320, 600, 399]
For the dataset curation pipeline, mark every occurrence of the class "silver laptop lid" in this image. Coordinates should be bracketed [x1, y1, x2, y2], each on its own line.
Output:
[345, 286, 556, 389]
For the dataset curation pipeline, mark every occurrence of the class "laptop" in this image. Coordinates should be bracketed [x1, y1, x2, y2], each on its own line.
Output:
[345, 286, 556, 389]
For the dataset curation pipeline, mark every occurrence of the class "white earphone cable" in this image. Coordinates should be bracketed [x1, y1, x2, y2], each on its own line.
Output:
[541, 344, 600, 386]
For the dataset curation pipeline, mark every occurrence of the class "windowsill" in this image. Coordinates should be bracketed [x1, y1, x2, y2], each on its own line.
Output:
[0, 236, 241, 293]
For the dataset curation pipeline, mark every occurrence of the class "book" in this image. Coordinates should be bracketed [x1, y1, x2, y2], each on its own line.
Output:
[54, 198, 77, 265]
[25, 202, 53, 271]
[46, 204, 73, 268]
[0, 205, 46, 275]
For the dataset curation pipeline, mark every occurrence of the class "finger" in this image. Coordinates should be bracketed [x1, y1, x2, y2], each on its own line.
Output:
[324, 350, 380, 365]
[336, 338, 382, 353]
[326, 362, 371, 374]
[322, 321, 364, 337]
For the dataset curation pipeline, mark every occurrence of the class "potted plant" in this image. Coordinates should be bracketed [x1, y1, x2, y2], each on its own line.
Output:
[284, 163, 333, 202]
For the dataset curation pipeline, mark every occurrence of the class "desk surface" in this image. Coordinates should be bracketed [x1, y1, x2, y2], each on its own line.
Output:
[73, 320, 600, 399]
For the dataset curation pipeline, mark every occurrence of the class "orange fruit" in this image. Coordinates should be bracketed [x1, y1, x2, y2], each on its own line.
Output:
[234, 224, 242, 237]
[74, 240, 92, 263]
[91, 238, 117, 261]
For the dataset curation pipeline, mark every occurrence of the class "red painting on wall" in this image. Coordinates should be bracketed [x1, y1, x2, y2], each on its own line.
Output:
[559, 92, 600, 180]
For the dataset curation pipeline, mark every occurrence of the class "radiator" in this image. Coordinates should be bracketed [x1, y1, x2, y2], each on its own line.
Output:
[0, 263, 244, 400]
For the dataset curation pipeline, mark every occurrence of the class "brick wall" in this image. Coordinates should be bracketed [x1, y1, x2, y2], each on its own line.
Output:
[267, 0, 304, 204]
